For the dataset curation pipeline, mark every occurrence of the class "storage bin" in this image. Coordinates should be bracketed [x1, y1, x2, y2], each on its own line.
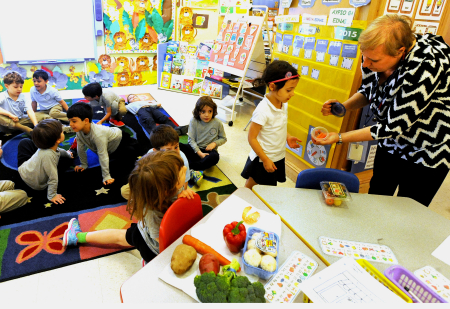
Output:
[384, 265, 447, 303]
[241, 227, 279, 280]
[303, 260, 413, 303]
[217, 105, 237, 123]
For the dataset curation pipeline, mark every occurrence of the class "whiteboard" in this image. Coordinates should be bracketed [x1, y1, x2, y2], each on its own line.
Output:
[0, 0, 97, 63]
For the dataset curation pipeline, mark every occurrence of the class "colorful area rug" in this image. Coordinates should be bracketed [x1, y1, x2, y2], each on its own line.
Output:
[0, 96, 237, 282]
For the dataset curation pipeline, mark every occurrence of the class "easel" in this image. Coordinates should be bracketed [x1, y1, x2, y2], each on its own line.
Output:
[208, 5, 271, 126]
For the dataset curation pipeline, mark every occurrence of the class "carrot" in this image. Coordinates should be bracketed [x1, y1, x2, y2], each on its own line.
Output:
[182, 235, 241, 272]
[317, 133, 327, 139]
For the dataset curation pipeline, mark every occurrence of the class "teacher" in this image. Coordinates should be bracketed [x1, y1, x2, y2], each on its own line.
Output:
[314, 14, 450, 207]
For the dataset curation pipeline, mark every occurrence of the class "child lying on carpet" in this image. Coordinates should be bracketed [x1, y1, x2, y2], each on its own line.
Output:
[17, 119, 73, 204]
[121, 124, 194, 200]
[67, 102, 138, 186]
[126, 93, 185, 136]
[63, 150, 190, 263]
[82, 82, 126, 127]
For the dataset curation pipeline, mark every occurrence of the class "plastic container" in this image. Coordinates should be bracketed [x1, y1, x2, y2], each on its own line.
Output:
[242, 227, 280, 280]
[311, 127, 328, 141]
[217, 105, 237, 123]
[330, 102, 346, 117]
[384, 265, 447, 303]
[320, 181, 352, 206]
[303, 260, 413, 303]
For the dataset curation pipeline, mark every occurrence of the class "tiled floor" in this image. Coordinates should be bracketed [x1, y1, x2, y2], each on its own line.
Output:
[0, 85, 449, 303]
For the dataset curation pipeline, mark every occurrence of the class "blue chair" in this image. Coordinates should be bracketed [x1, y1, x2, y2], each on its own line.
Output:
[295, 168, 360, 193]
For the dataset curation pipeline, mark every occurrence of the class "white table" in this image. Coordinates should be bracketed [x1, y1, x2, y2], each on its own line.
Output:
[120, 188, 327, 303]
[253, 185, 450, 278]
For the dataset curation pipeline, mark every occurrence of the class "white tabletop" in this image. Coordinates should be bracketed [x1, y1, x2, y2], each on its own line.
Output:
[120, 188, 327, 303]
[253, 185, 450, 277]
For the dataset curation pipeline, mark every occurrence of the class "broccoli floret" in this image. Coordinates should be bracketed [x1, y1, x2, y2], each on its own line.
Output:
[228, 276, 266, 303]
[194, 271, 231, 303]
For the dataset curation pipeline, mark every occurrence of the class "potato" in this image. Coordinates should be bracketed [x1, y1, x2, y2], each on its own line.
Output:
[199, 253, 220, 275]
[171, 244, 197, 275]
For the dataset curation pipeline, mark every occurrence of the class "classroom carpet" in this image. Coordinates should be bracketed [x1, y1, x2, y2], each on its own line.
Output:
[0, 96, 237, 282]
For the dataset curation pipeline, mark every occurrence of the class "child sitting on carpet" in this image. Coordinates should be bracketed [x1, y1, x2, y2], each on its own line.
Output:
[63, 150, 189, 263]
[30, 70, 70, 123]
[126, 93, 186, 136]
[121, 124, 194, 200]
[17, 119, 73, 204]
[182, 96, 227, 184]
[82, 82, 126, 127]
[67, 102, 138, 186]
[0, 72, 51, 135]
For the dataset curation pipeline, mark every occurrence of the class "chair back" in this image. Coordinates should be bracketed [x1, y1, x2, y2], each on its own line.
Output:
[159, 193, 203, 252]
[295, 168, 360, 193]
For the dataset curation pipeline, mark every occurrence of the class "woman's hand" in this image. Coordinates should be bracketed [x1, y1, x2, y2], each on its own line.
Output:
[287, 136, 301, 148]
[312, 132, 340, 145]
[262, 158, 277, 173]
[205, 142, 217, 151]
[322, 99, 340, 116]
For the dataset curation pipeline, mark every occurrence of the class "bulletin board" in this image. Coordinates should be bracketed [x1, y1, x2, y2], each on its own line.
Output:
[272, 16, 366, 168]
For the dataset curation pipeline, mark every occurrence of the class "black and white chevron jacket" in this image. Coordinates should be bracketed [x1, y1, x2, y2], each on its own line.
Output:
[358, 34, 450, 169]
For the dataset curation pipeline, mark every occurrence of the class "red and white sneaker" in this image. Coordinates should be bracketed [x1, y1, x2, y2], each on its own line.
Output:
[109, 118, 125, 127]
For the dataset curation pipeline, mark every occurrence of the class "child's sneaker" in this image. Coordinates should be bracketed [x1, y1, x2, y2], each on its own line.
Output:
[109, 118, 125, 127]
[190, 170, 203, 186]
[63, 218, 82, 247]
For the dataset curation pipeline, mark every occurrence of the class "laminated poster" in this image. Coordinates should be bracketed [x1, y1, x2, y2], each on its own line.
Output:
[299, 0, 318, 8]
[304, 125, 331, 167]
[282, 34, 294, 54]
[384, 0, 418, 17]
[328, 41, 342, 55]
[341, 44, 358, 58]
[415, 0, 447, 21]
[315, 39, 329, 53]
[304, 37, 316, 50]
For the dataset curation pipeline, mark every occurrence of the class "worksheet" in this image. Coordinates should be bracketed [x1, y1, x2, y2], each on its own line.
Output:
[319, 236, 398, 264]
[299, 257, 406, 303]
[414, 266, 450, 302]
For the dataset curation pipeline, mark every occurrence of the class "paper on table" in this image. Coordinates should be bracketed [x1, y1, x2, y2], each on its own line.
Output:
[191, 194, 281, 265]
[432, 235, 450, 266]
[299, 257, 406, 303]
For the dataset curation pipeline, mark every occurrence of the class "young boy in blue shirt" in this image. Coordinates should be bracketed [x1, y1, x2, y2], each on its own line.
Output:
[30, 69, 70, 122]
[82, 82, 126, 127]
[0, 72, 51, 135]
[67, 102, 138, 185]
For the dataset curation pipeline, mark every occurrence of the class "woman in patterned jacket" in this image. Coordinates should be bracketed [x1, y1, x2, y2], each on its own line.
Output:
[315, 14, 450, 207]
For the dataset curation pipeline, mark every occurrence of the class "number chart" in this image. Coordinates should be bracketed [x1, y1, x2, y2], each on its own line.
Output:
[273, 17, 366, 168]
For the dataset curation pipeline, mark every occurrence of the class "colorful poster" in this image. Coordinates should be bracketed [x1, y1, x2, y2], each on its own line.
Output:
[304, 125, 331, 167]
[415, 0, 447, 20]
[103, 0, 174, 53]
[384, 0, 419, 16]
[412, 21, 439, 35]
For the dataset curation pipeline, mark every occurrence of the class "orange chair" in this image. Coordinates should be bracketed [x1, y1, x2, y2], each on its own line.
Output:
[159, 193, 203, 253]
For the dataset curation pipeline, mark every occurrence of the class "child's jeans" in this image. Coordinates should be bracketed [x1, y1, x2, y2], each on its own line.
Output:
[179, 143, 219, 171]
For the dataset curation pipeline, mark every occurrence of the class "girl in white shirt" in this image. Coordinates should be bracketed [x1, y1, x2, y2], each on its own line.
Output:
[242, 61, 302, 189]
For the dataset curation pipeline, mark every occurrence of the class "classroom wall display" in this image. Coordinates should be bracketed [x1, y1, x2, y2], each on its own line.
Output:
[103, 0, 175, 53]
[322, 0, 342, 6]
[412, 21, 439, 34]
[192, 13, 210, 28]
[415, 0, 447, 20]
[298, 0, 318, 8]
[384, 0, 419, 16]
[184, 0, 220, 8]
[156, 41, 227, 99]
[349, 0, 371, 7]
[273, 16, 366, 168]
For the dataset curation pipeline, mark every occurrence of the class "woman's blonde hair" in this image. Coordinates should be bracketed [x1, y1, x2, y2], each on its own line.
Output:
[126, 150, 184, 224]
[359, 14, 415, 57]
